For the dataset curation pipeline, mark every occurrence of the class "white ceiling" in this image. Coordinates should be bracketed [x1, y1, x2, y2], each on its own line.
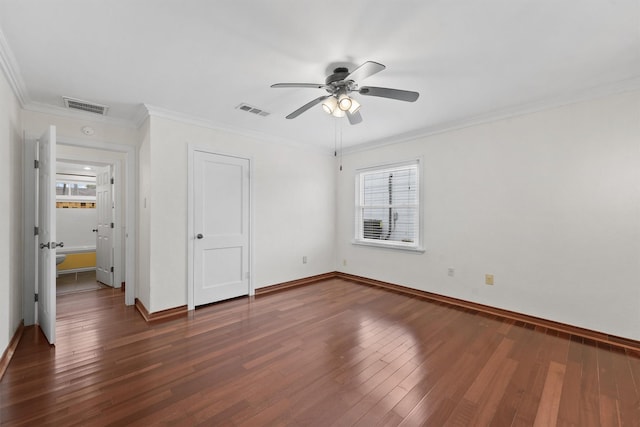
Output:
[1, 0, 639, 151]
[56, 161, 98, 177]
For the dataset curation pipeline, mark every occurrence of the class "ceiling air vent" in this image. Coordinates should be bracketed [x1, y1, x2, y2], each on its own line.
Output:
[236, 103, 270, 117]
[63, 96, 109, 116]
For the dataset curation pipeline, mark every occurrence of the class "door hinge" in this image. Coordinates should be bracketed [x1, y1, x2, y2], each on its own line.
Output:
[34, 293, 38, 302]
[34, 226, 39, 236]
[34, 159, 39, 169]
[110, 177, 114, 185]
[110, 266, 114, 273]
[110, 222, 114, 228]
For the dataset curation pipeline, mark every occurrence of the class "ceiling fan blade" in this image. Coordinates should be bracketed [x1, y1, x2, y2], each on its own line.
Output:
[271, 83, 329, 89]
[359, 86, 419, 102]
[345, 61, 385, 82]
[347, 110, 363, 125]
[285, 95, 330, 119]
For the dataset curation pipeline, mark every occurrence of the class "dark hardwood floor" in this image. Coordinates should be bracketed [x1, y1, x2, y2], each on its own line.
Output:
[1, 278, 639, 426]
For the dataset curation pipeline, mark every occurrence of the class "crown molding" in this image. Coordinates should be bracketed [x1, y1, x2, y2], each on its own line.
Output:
[143, 104, 334, 156]
[132, 104, 151, 129]
[343, 75, 640, 155]
[0, 26, 29, 107]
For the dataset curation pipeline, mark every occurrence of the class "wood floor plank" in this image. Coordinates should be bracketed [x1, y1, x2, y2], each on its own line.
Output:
[464, 338, 515, 403]
[488, 315, 544, 426]
[627, 348, 640, 397]
[596, 342, 624, 427]
[556, 336, 583, 425]
[2, 278, 640, 426]
[608, 346, 640, 427]
[512, 326, 566, 425]
[471, 358, 518, 426]
[533, 360, 567, 427]
[578, 338, 602, 427]
[443, 340, 519, 426]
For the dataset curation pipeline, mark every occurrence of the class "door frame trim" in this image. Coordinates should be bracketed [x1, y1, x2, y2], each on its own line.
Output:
[187, 145, 253, 310]
[23, 134, 137, 319]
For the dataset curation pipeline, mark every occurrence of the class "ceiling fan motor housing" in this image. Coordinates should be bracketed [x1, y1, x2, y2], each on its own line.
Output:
[325, 67, 349, 87]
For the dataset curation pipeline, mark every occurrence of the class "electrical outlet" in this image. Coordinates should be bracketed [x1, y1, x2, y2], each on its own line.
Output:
[302, 256, 307, 264]
[343, 259, 347, 266]
[448, 268, 455, 277]
[485, 274, 494, 285]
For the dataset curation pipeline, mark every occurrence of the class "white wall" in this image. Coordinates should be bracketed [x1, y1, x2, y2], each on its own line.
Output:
[143, 116, 336, 312]
[0, 65, 23, 358]
[337, 90, 640, 341]
[56, 208, 97, 250]
[22, 110, 138, 147]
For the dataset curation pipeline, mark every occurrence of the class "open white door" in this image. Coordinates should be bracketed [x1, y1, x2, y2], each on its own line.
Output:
[37, 126, 57, 345]
[193, 152, 250, 306]
[96, 165, 113, 286]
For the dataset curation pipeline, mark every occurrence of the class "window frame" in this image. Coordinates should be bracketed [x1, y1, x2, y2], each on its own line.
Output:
[353, 159, 424, 252]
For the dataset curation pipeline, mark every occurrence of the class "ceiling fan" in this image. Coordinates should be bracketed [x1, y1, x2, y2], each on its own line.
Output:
[271, 61, 419, 125]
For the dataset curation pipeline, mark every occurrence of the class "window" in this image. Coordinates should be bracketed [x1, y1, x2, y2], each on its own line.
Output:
[56, 181, 96, 197]
[55, 174, 96, 201]
[355, 160, 422, 250]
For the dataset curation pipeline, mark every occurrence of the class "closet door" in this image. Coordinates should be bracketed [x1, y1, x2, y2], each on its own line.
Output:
[193, 151, 250, 306]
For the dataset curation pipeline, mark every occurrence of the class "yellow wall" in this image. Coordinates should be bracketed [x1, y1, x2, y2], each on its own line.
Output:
[58, 252, 96, 271]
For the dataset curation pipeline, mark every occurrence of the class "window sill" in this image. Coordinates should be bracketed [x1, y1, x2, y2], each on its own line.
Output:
[352, 240, 425, 253]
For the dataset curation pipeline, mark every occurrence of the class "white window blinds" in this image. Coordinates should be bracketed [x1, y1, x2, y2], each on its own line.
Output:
[355, 160, 420, 249]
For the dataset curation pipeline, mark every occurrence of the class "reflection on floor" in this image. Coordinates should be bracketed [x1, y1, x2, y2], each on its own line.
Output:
[56, 271, 108, 295]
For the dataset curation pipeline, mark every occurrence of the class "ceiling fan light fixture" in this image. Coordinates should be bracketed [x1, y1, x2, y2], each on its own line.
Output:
[338, 93, 352, 111]
[322, 96, 338, 114]
[348, 98, 361, 114]
[332, 108, 346, 118]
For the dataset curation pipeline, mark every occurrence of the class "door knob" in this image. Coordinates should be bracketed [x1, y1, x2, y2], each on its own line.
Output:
[92, 229, 98, 232]
[196, 233, 204, 239]
[40, 242, 50, 249]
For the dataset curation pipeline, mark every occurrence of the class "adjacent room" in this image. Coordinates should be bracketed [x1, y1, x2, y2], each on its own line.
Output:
[0, 1, 639, 425]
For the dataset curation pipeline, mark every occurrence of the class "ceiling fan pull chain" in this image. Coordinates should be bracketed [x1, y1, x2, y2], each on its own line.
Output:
[334, 117, 338, 158]
[339, 121, 343, 172]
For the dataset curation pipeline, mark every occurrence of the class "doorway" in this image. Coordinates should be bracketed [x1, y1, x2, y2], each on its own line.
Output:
[23, 131, 137, 333]
[55, 160, 114, 295]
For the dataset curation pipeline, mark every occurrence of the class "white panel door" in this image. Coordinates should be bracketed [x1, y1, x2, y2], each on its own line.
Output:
[193, 152, 250, 306]
[96, 165, 113, 286]
[37, 125, 57, 345]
